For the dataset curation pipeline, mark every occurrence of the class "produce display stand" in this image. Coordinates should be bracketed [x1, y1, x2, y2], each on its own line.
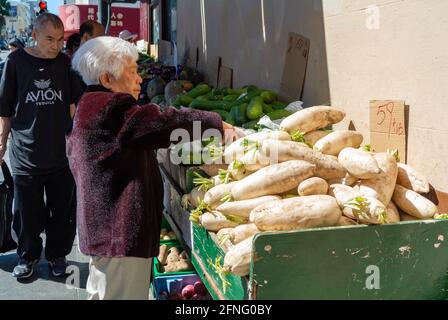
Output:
[192, 218, 448, 300]
[159, 161, 448, 300]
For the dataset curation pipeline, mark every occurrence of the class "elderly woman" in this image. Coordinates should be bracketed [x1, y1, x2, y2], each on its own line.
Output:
[68, 36, 231, 300]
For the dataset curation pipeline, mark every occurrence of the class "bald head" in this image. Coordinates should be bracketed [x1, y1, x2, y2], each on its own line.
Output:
[34, 12, 64, 32]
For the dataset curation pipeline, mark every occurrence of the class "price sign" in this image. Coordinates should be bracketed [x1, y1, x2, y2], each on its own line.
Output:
[279, 32, 310, 102]
[370, 100, 407, 163]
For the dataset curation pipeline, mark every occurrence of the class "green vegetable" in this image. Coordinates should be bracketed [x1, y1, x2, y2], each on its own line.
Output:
[246, 96, 264, 120]
[186, 84, 211, 99]
[212, 109, 230, 120]
[196, 92, 214, 101]
[266, 109, 293, 120]
[234, 104, 248, 126]
[228, 86, 263, 109]
[193, 171, 214, 192]
[189, 99, 231, 111]
[242, 119, 260, 130]
[208, 88, 227, 101]
[263, 104, 275, 114]
[225, 108, 236, 126]
[245, 85, 262, 96]
[186, 168, 207, 193]
[260, 90, 278, 104]
[272, 101, 288, 110]
[223, 95, 239, 102]
[173, 94, 194, 108]
[226, 88, 247, 96]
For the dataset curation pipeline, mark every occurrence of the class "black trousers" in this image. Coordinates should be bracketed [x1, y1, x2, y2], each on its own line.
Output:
[12, 166, 76, 261]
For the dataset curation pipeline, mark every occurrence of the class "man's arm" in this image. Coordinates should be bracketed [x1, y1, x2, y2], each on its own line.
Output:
[0, 117, 11, 163]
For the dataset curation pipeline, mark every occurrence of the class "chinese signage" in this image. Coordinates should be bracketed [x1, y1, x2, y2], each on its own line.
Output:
[59, 5, 140, 39]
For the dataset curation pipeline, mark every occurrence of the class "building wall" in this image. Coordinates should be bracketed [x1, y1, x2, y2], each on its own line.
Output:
[5, 2, 32, 37]
[176, 0, 448, 192]
[176, 0, 330, 105]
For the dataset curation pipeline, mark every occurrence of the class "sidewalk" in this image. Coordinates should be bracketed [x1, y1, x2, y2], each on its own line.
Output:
[0, 237, 90, 300]
[0, 142, 89, 300]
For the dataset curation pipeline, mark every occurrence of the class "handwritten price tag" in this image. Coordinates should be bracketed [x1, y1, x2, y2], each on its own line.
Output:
[280, 33, 310, 102]
[370, 100, 407, 163]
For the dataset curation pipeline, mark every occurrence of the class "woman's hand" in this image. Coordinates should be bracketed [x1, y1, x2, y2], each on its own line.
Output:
[222, 121, 237, 142]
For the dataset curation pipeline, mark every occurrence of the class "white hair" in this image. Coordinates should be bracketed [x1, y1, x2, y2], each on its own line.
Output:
[71, 36, 139, 85]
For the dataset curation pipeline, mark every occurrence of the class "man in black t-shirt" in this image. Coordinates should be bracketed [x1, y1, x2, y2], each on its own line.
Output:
[0, 13, 83, 279]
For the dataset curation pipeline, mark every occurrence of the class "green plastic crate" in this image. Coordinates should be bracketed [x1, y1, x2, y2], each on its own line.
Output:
[154, 241, 195, 277]
[160, 218, 178, 244]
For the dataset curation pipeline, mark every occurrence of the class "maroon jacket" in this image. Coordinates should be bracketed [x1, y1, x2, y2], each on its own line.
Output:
[66, 85, 223, 258]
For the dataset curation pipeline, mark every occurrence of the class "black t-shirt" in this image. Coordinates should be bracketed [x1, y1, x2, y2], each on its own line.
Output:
[0, 49, 83, 175]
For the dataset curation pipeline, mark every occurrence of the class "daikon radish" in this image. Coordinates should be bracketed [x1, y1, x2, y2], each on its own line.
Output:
[216, 228, 233, 239]
[396, 163, 430, 194]
[203, 181, 238, 208]
[199, 164, 229, 177]
[280, 187, 299, 197]
[392, 185, 437, 219]
[231, 160, 316, 201]
[338, 148, 381, 179]
[314, 131, 363, 156]
[328, 184, 361, 208]
[298, 177, 328, 196]
[227, 161, 253, 181]
[356, 152, 398, 205]
[327, 173, 359, 187]
[304, 130, 331, 147]
[182, 187, 206, 209]
[190, 187, 206, 208]
[249, 195, 342, 231]
[238, 149, 267, 172]
[199, 211, 243, 232]
[212, 175, 223, 186]
[386, 202, 401, 223]
[261, 140, 346, 180]
[280, 106, 346, 134]
[223, 131, 291, 163]
[216, 195, 281, 219]
[336, 216, 359, 226]
[223, 236, 254, 276]
[343, 196, 388, 225]
[229, 224, 260, 245]
[400, 212, 421, 221]
[216, 228, 235, 252]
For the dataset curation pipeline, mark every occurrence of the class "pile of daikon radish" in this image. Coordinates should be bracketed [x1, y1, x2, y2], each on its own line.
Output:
[181, 106, 446, 277]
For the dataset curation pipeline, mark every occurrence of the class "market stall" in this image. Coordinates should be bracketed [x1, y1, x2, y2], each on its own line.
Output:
[142, 0, 448, 299]
[156, 103, 448, 300]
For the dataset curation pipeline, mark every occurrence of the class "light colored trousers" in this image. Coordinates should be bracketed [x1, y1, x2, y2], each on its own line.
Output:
[86, 256, 153, 300]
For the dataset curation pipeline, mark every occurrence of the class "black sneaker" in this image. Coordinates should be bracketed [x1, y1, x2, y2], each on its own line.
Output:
[12, 259, 39, 279]
[48, 257, 68, 277]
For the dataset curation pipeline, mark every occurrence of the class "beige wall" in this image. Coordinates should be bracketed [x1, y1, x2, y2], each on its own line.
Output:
[323, 0, 448, 192]
[177, 0, 448, 192]
[177, 0, 331, 105]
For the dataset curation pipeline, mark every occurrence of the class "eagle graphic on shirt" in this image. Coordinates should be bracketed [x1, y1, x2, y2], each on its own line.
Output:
[34, 79, 52, 90]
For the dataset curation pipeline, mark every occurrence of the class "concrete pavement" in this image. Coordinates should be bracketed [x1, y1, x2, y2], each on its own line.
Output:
[0, 237, 89, 300]
[0, 138, 89, 300]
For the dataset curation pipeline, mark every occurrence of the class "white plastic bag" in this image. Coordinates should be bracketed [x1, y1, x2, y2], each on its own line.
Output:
[285, 101, 304, 113]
